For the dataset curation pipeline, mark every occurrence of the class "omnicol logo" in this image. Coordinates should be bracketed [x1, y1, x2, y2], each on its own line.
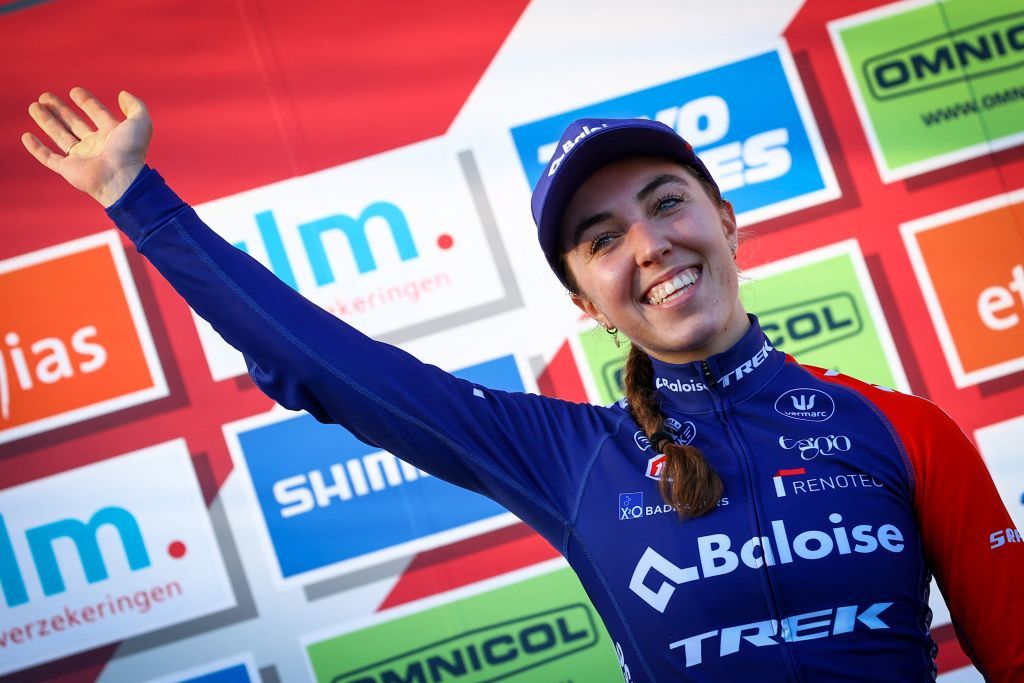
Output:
[0, 232, 167, 444]
[902, 190, 1024, 386]
[831, 1, 1024, 181]
[191, 139, 519, 381]
[304, 569, 615, 683]
[0, 440, 233, 677]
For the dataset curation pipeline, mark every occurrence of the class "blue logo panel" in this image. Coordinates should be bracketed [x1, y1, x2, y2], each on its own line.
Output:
[511, 50, 827, 217]
[180, 663, 252, 683]
[237, 356, 523, 579]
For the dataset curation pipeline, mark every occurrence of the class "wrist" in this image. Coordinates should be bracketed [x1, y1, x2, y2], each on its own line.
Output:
[96, 163, 145, 208]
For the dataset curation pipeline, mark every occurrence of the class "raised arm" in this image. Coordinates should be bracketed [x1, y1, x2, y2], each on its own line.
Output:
[23, 90, 618, 550]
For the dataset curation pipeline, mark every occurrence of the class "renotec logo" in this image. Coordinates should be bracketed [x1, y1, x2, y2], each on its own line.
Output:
[628, 513, 905, 613]
[0, 232, 167, 445]
[0, 440, 233, 677]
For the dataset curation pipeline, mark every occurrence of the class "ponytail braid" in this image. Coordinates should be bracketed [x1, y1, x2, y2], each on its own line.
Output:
[624, 344, 724, 520]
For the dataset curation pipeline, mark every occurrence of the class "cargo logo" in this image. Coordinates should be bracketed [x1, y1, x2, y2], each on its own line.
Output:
[512, 47, 838, 226]
[902, 190, 1024, 386]
[778, 434, 852, 461]
[759, 294, 862, 357]
[0, 232, 167, 445]
[772, 467, 883, 498]
[192, 143, 517, 381]
[305, 570, 616, 683]
[774, 389, 835, 422]
[0, 440, 233, 677]
[831, 2, 1024, 181]
[227, 356, 524, 582]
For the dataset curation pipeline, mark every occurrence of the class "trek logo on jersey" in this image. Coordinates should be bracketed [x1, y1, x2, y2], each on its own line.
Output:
[778, 434, 852, 460]
[717, 340, 774, 388]
[0, 440, 233, 676]
[774, 388, 835, 422]
[512, 47, 838, 226]
[628, 513, 905, 613]
[226, 355, 524, 582]
[0, 231, 167, 445]
[670, 602, 892, 668]
[772, 466, 882, 498]
[191, 141, 519, 381]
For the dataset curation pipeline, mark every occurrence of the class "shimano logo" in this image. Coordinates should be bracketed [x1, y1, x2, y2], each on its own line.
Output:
[670, 602, 892, 667]
[655, 377, 707, 393]
[628, 513, 904, 613]
[547, 124, 607, 176]
[717, 340, 773, 388]
[778, 434, 851, 460]
[774, 388, 835, 421]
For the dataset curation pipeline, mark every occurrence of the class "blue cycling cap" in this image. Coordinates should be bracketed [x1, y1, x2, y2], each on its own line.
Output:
[530, 118, 718, 288]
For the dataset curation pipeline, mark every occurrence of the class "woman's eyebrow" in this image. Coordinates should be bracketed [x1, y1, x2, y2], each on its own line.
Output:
[636, 173, 689, 201]
[571, 211, 612, 245]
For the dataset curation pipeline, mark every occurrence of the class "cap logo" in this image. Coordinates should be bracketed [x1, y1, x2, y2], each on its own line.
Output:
[547, 124, 607, 177]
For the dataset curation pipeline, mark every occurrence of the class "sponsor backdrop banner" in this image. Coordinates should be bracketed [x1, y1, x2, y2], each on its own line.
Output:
[1, 0, 1021, 681]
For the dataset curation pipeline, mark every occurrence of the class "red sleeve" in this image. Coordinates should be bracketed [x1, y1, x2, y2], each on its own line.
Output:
[804, 365, 1024, 681]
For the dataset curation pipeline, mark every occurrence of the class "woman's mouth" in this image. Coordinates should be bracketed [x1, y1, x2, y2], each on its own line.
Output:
[646, 266, 702, 306]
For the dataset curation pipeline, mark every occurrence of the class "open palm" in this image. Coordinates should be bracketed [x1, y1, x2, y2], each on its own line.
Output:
[22, 88, 152, 207]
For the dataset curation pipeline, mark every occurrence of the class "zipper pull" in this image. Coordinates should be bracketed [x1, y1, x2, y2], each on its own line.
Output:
[701, 360, 716, 387]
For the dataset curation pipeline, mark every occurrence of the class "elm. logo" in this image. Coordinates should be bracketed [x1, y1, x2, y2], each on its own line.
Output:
[192, 142, 519, 382]
[774, 389, 835, 422]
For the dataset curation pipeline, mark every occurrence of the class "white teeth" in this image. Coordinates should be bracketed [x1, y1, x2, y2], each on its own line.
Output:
[647, 268, 700, 305]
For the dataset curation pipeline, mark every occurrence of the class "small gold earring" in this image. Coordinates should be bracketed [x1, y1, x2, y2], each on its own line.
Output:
[605, 325, 621, 348]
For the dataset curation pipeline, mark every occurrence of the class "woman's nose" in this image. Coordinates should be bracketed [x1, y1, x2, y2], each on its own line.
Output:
[629, 220, 672, 266]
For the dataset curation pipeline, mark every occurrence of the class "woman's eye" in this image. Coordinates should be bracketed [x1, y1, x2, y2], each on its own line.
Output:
[588, 233, 616, 255]
[655, 194, 685, 213]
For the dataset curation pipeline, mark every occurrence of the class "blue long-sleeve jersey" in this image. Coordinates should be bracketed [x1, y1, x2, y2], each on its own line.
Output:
[107, 167, 1024, 681]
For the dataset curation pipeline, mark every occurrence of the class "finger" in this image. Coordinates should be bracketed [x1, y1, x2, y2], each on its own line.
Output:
[21, 132, 63, 173]
[28, 101, 78, 154]
[39, 91, 94, 139]
[69, 86, 118, 129]
[118, 90, 150, 122]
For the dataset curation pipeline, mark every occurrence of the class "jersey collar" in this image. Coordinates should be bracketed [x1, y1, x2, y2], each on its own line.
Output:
[648, 315, 784, 413]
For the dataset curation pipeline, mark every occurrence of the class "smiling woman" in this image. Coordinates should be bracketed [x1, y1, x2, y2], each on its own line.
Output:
[22, 90, 1024, 681]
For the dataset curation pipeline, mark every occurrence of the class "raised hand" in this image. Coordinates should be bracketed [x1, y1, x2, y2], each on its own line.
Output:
[22, 88, 152, 207]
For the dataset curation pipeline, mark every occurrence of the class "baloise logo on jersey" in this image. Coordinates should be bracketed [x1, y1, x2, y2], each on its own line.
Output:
[225, 355, 524, 583]
[511, 46, 838, 227]
[0, 440, 233, 677]
[191, 139, 519, 382]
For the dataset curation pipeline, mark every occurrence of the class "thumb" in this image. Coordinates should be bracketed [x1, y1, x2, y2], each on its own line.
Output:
[118, 90, 149, 122]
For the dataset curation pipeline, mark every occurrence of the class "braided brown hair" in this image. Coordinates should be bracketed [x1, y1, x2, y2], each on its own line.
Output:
[623, 344, 723, 519]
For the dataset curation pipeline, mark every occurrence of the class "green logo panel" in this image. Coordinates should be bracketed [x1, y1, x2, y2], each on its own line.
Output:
[578, 327, 631, 405]
[833, 1, 1024, 176]
[306, 569, 620, 683]
[740, 250, 899, 388]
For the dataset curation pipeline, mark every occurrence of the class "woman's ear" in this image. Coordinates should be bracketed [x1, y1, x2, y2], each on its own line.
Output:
[570, 292, 612, 330]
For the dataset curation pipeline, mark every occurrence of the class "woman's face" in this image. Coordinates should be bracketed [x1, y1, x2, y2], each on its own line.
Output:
[560, 157, 749, 365]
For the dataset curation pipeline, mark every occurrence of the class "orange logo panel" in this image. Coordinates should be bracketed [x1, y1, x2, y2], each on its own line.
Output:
[914, 201, 1024, 376]
[0, 233, 164, 440]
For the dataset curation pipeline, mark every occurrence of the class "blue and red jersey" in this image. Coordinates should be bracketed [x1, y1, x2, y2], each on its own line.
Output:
[108, 167, 1024, 681]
